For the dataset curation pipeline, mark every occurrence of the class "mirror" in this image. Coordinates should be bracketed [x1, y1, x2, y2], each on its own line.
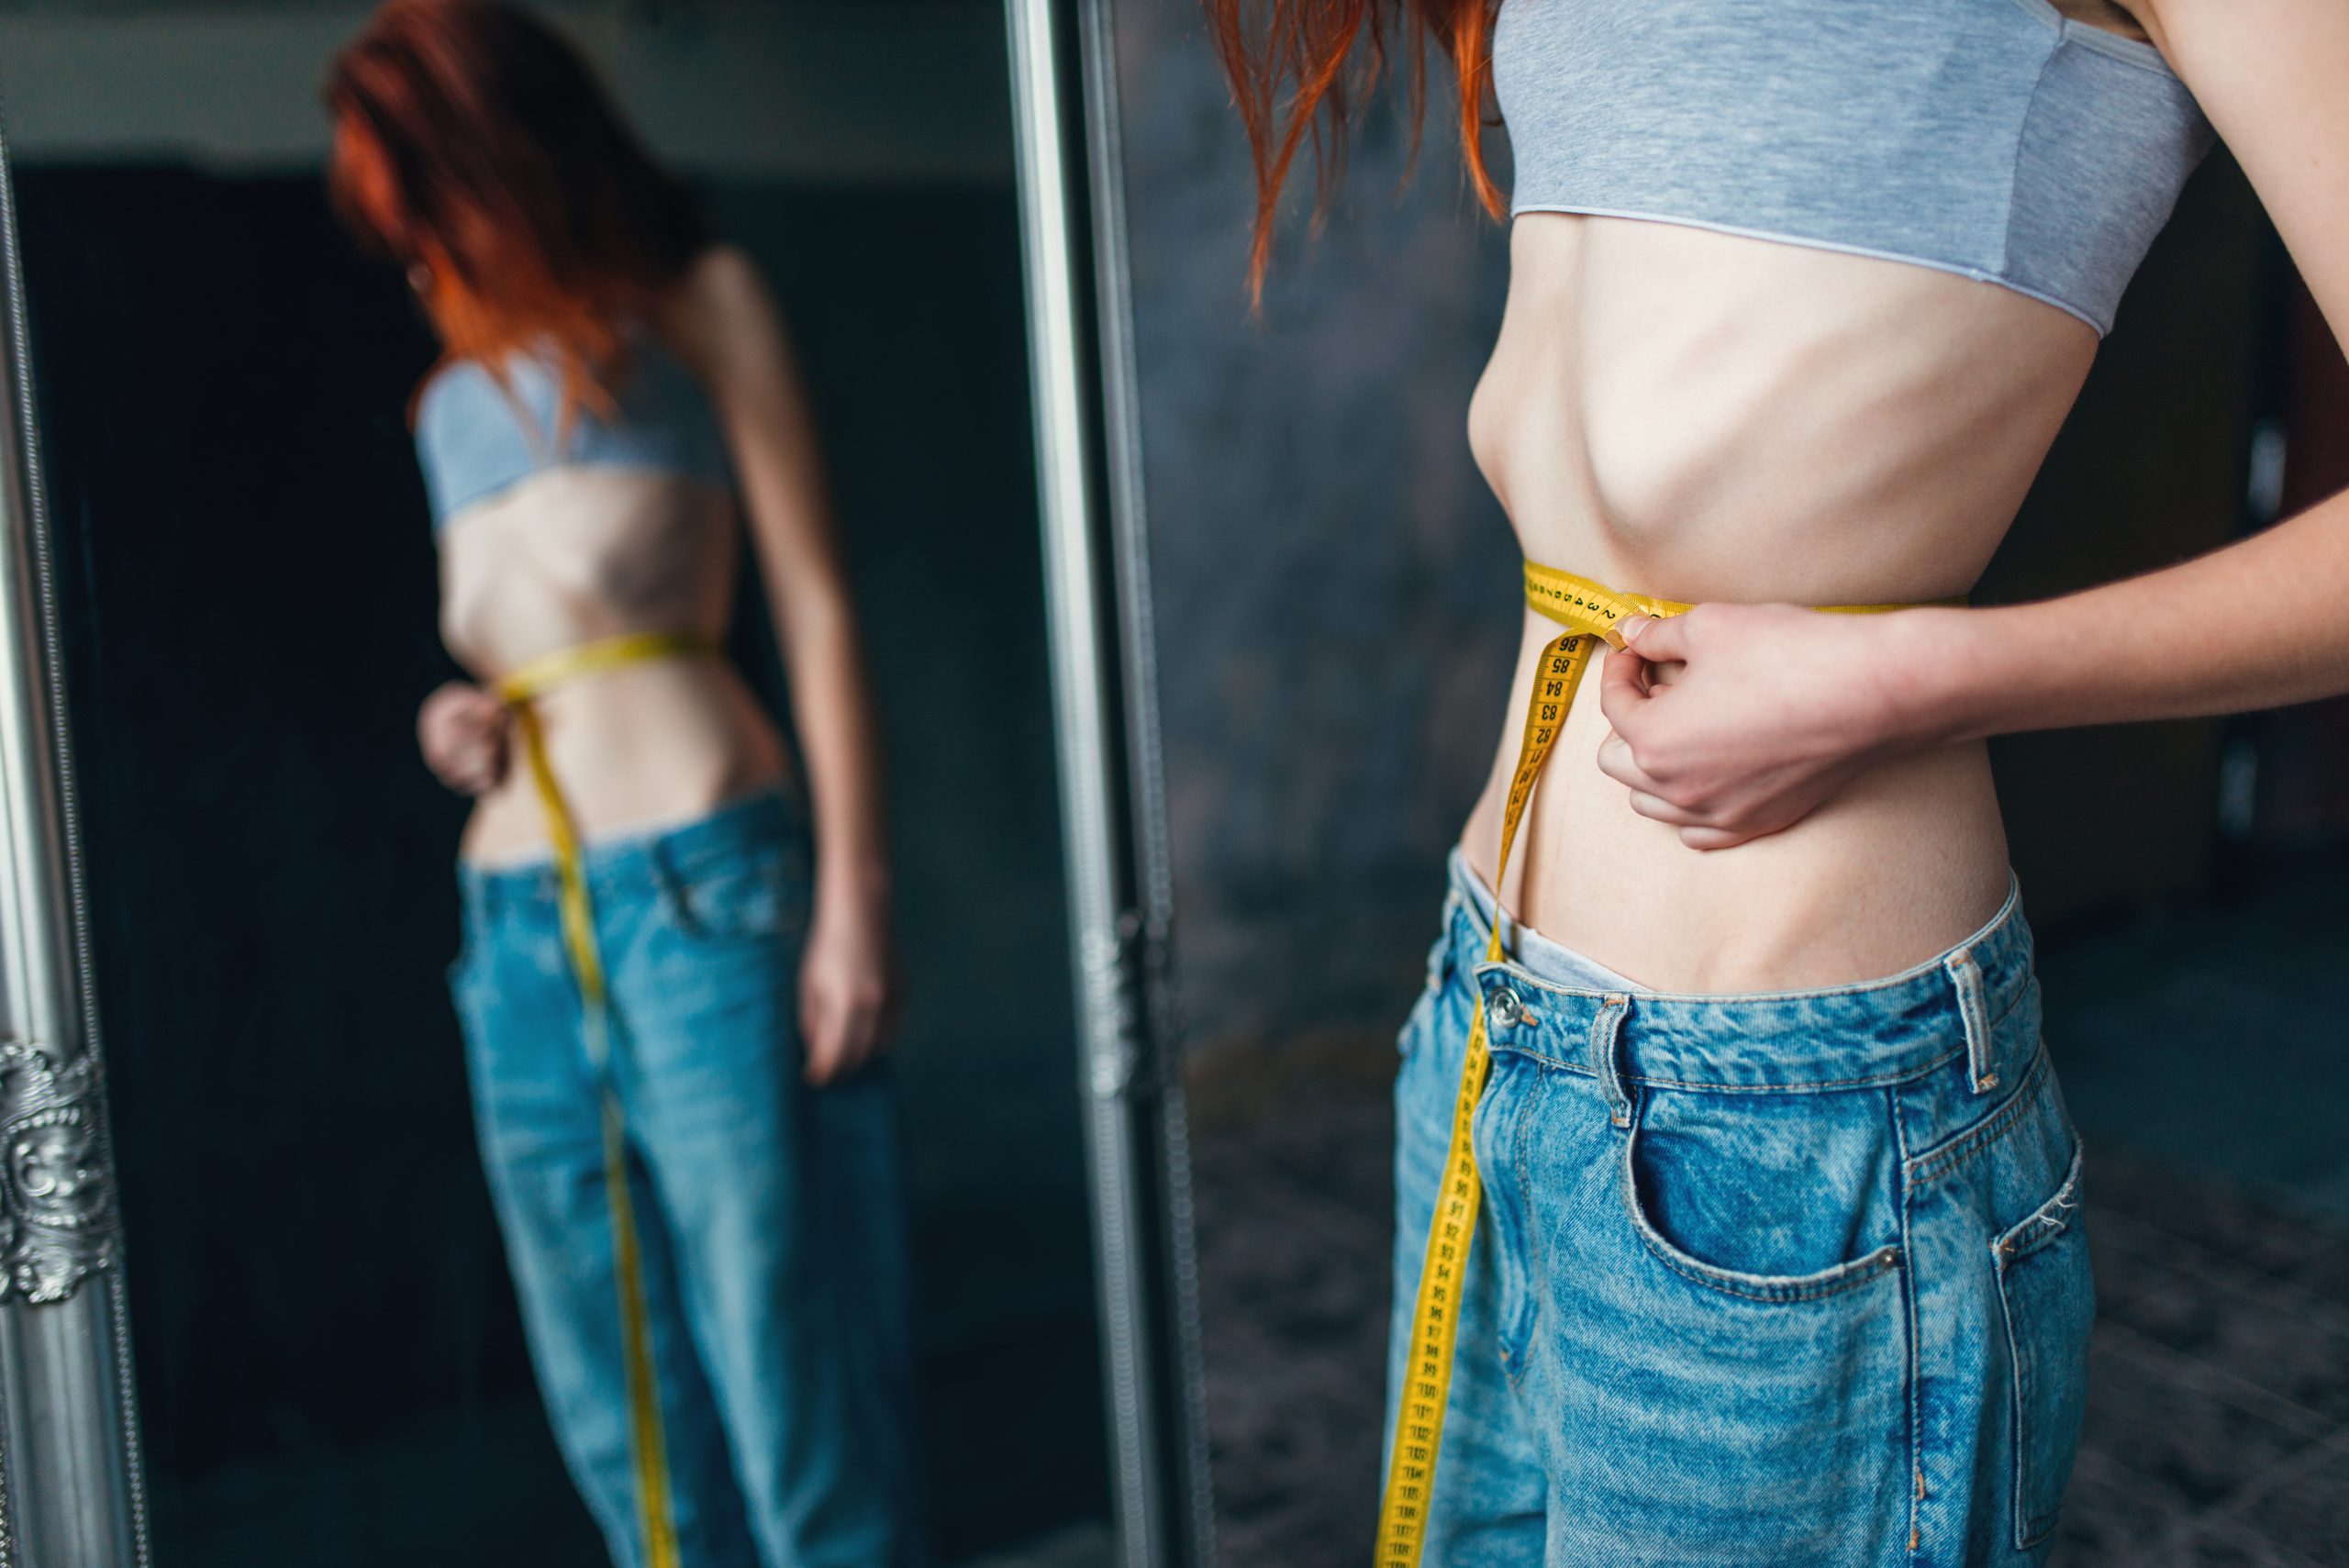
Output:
[0, 2, 1206, 1564]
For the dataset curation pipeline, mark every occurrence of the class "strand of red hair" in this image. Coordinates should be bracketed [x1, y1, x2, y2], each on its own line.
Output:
[323, 0, 708, 430]
[1205, 0, 1504, 306]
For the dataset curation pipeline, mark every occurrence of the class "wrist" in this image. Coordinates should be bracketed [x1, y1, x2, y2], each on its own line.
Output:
[1880, 606, 1998, 751]
[815, 848, 891, 919]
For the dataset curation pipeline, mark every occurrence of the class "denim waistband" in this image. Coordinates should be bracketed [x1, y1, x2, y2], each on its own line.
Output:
[1442, 850, 2034, 1092]
[458, 788, 806, 923]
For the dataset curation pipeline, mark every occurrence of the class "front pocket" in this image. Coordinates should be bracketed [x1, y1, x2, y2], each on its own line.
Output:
[1994, 1140, 2093, 1550]
[1620, 1086, 1905, 1303]
[658, 847, 801, 944]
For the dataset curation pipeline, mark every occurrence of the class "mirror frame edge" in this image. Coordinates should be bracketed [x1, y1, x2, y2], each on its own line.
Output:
[1005, 1, 1216, 1563]
[0, 106, 153, 1568]
[1075, 0, 1219, 1561]
[0, 7, 1217, 1557]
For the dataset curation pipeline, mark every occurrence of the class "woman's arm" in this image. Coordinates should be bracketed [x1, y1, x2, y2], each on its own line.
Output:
[671, 247, 896, 1082]
[1598, 0, 2349, 850]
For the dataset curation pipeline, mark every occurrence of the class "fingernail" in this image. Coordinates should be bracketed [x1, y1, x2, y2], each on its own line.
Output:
[1618, 614, 1651, 646]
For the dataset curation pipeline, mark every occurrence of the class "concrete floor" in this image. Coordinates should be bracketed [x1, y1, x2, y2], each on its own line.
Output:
[1187, 848, 2349, 1567]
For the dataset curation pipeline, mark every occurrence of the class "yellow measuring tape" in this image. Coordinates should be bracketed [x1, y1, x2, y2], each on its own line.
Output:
[496, 628, 718, 1568]
[1373, 563, 1945, 1567]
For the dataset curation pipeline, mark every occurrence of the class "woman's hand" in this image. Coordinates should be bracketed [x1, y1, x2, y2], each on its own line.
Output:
[417, 681, 510, 797]
[1596, 604, 1940, 851]
[799, 882, 900, 1085]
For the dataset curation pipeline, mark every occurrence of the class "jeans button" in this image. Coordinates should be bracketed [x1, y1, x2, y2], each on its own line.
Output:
[1487, 986, 1524, 1028]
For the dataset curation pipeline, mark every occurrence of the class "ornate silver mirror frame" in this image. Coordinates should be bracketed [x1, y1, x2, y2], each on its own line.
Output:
[1006, 1, 1216, 1564]
[0, 107, 150, 1568]
[0, 4, 1209, 1562]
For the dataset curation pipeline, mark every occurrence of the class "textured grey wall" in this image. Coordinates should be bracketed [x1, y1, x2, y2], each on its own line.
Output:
[1117, 3, 1520, 1056]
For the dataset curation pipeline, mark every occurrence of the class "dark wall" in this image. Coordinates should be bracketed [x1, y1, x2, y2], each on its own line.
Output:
[1111, 11, 2277, 1057]
[17, 166, 1105, 1560]
[1115, 13, 1519, 1060]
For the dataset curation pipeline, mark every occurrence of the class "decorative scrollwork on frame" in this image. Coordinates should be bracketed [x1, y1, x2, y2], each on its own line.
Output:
[0, 1036, 118, 1303]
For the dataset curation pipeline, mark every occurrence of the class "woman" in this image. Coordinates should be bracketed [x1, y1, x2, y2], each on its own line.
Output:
[327, 6, 916, 1566]
[1214, 0, 2343, 1563]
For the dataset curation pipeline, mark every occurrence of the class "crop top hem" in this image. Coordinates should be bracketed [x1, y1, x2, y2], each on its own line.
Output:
[2002, 0, 2178, 79]
[1507, 204, 2112, 336]
[432, 458, 735, 534]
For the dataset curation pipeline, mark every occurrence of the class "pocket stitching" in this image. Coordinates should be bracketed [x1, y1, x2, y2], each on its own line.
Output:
[1993, 1138, 2088, 1551]
[1618, 1106, 1905, 1304]
[1907, 1045, 2053, 1184]
[1501, 1070, 1545, 1387]
[660, 853, 796, 943]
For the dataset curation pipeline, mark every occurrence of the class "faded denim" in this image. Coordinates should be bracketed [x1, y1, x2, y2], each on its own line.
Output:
[451, 792, 919, 1568]
[1386, 851, 2093, 1565]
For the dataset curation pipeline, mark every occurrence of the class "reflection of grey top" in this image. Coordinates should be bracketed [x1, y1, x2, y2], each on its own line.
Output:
[1495, 0, 2214, 335]
[415, 334, 736, 529]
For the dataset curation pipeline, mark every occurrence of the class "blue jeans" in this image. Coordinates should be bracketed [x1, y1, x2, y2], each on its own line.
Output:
[1388, 852, 2093, 1565]
[451, 792, 919, 1568]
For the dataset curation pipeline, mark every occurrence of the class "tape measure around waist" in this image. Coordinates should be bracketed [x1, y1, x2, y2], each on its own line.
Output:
[496, 628, 717, 1568]
[1372, 565, 1948, 1568]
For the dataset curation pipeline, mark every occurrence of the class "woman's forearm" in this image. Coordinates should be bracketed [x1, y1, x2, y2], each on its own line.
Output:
[1905, 488, 2349, 747]
[777, 581, 891, 914]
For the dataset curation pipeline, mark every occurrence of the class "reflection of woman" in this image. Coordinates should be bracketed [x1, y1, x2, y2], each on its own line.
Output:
[327, 4, 915, 1564]
[1219, 1, 2346, 1562]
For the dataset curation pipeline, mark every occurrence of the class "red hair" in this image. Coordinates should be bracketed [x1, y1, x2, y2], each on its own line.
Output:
[323, 0, 708, 424]
[1206, 0, 1504, 304]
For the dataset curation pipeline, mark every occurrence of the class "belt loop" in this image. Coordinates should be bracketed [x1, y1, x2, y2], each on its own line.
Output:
[648, 833, 688, 920]
[1945, 948, 1999, 1095]
[1589, 994, 1633, 1128]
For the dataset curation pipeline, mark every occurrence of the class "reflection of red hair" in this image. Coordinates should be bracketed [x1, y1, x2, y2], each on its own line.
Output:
[324, 0, 708, 423]
[1205, 0, 1501, 303]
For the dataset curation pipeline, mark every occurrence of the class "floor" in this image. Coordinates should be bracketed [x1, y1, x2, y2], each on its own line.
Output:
[150, 1393, 1111, 1568]
[1187, 849, 2349, 1567]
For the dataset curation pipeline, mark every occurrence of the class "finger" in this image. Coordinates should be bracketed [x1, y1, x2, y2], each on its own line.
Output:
[835, 1005, 883, 1076]
[452, 700, 508, 741]
[450, 741, 499, 789]
[1597, 646, 1653, 732]
[1594, 731, 1663, 792]
[1628, 789, 1711, 828]
[1679, 824, 1754, 851]
[801, 987, 845, 1085]
[1608, 612, 1663, 653]
[803, 1033, 844, 1086]
[436, 753, 485, 795]
[1620, 610, 1690, 662]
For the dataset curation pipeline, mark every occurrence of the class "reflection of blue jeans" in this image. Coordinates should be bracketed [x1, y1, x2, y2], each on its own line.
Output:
[451, 792, 918, 1568]
[1388, 851, 2093, 1565]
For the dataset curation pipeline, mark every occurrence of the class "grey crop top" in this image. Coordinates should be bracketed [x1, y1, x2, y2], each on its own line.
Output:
[1494, 0, 2216, 335]
[415, 331, 735, 529]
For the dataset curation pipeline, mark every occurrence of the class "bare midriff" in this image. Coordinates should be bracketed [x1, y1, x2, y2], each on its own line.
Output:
[1460, 213, 2101, 992]
[439, 463, 791, 868]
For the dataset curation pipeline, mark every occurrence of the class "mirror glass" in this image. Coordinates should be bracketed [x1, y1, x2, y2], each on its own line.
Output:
[2, 3, 1111, 1563]
[1106, 10, 2349, 1567]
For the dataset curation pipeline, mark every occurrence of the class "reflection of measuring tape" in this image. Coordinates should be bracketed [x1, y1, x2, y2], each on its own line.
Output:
[497, 629, 718, 1568]
[1373, 564, 1947, 1567]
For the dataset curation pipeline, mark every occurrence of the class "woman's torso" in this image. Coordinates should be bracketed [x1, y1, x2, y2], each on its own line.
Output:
[1463, 0, 2198, 991]
[418, 314, 790, 866]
